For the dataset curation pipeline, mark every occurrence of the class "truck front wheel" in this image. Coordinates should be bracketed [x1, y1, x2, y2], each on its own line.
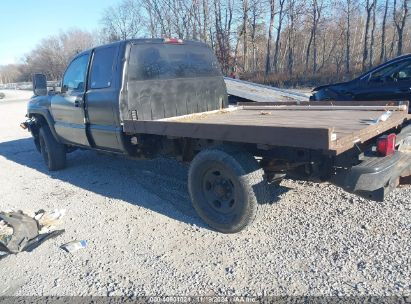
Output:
[38, 124, 66, 171]
[188, 146, 268, 233]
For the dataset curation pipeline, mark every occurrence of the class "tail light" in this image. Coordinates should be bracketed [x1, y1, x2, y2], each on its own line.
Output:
[164, 38, 183, 44]
[376, 133, 396, 156]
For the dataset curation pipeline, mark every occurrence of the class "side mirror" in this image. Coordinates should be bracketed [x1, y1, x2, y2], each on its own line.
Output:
[61, 84, 69, 94]
[32, 74, 47, 96]
[52, 81, 62, 93]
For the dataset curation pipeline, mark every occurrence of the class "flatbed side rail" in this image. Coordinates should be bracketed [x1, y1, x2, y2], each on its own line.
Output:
[123, 119, 331, 150]
[237, 100, 410, 107]
[241, 105, 408, 111]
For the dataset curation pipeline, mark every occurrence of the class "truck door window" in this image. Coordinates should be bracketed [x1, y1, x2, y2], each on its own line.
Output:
[62, 55, 89, 92]
[90, 46, 116, 89]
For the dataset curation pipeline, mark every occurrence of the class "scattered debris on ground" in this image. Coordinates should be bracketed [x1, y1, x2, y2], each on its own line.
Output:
[0, 209, 65, 259]
[61, 240, 88, 253]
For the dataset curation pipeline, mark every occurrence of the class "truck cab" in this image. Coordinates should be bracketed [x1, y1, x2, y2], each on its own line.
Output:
[28, 39, 227, 155]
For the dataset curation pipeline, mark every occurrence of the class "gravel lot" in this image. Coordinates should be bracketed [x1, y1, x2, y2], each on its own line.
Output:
[0, 89, 32, 102]
[0, 96, 410, 297]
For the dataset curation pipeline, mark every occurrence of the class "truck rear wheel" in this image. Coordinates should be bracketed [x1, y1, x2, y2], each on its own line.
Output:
[188, 146, 268, 233]
[38, 124, 66, 171]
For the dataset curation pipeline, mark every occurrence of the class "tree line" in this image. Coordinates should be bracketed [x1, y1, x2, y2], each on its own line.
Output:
[1, 0, 409, 87]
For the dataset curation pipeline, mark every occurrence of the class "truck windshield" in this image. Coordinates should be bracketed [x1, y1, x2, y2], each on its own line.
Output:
[128, 43, 222, 81]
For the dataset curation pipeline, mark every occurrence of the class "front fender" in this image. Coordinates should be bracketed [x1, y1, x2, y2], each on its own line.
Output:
[311, 87, 353, 101]
[310, 88, 335, 101]
[27, 95, 60, 142]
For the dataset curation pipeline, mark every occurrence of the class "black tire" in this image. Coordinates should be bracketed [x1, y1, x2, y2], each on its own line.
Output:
[38, 124, 66, 171]
[33, 135, 41, 153]
[188, 146, 268, 233]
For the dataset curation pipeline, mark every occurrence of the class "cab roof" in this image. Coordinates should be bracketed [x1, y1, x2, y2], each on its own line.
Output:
[75, 38, 207, 58]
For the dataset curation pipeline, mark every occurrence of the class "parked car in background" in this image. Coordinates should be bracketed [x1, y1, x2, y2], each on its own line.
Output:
[311, 54, 411, 106]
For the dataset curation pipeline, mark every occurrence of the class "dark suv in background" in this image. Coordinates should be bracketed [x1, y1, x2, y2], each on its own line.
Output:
[311, 54, 411, 104]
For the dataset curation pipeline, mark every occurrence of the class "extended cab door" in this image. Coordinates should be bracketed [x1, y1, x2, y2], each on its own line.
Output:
[84, 44, 122, 151]
[51, 53, 90, 146]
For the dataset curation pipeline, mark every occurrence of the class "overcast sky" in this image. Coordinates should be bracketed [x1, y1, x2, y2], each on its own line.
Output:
[0, 0, 118, 65]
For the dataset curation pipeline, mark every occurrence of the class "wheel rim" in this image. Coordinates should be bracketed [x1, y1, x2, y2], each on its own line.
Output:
[202, 168, 236, 214]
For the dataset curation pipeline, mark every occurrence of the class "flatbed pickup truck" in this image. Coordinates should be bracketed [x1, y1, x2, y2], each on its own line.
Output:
[22, 38, 411, 233]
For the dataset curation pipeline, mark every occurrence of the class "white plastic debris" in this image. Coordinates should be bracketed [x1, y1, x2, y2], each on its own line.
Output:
[366, 110, 393, 125]
[375, 111, 392, 123]
[61, 240, 88, 253]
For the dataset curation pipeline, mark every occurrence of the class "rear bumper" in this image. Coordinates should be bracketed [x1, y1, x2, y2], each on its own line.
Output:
[332, 151, 411, 201]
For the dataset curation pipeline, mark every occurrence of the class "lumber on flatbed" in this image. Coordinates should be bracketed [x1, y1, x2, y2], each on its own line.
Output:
[123, 101, 410, 155]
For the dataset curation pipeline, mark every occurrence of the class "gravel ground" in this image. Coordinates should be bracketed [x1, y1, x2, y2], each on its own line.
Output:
[0, 89, 32, 102]
[0, 97, 410, 297]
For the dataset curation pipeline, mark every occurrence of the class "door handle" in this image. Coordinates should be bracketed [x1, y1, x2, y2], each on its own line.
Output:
[74, 97, 83, 107]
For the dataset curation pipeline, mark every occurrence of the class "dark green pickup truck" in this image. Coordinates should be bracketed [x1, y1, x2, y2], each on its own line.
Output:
[22, 38, 411, 233]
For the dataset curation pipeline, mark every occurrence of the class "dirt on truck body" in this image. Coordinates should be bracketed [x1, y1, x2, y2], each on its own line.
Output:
[22, 38, 411, 233]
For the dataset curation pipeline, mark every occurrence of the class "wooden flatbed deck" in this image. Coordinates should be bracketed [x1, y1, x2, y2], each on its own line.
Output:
[123, 102, 410, 155]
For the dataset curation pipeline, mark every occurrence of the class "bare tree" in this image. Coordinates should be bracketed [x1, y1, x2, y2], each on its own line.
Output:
[202, 0, 211, 42]
[393, 0, 409, 56]
[101, 0, 145, 41]
[273, 0, 286, 72]
[286, 0, 297, 75]
[343, 0, 355, 74]
[362, 0, 376, 71]
[3, 0, 411, 87]
[0, 65, 24, 83]
[249, 0, 264, 72]
[21, 29, 95, 80]
[305, 0, 323, 73]
[242, 0, 249, 71]
[265, 0, 276, 75]
[368, 0, 377, 68]
[212, 0, 234, 74]
[379, 0, 389, 63]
